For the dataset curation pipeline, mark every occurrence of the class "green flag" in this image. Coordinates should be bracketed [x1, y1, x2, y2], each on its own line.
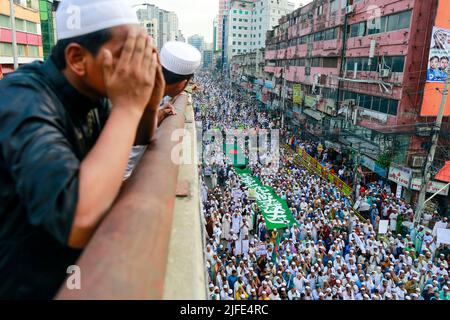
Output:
[234, 168, 296, 231]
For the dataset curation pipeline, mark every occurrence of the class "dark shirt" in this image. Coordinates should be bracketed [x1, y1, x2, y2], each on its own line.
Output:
[0, 59, 109, 299]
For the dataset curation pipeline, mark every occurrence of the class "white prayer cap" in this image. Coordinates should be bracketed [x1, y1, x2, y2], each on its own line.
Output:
[161, 41, 201, 75]
[56, 0, 139, 40]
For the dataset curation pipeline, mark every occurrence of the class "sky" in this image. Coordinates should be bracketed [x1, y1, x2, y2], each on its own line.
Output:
[130, 0, 308, 43]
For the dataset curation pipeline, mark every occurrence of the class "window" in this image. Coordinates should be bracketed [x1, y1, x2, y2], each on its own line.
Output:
[314, 31, 323, 42]
[233, 18, 237, 21]
[397, 10, 412, 30]
[330, 0, 338, 13]
[344, 91, 399, 115]
[323, 57, 338, 68]
[0, 42, 13, 56]
[324, 28, 337, 40]
[28, 45, 39, 57]
[388, 100, 399, 115]
[233, 41, 236, 45]
[15, 18, 25, 32]
[349, 22, 366, 37]
[0, 14, 11, 28]
[317, 5, 323, 16]
[233, 10, 237, 13]
[17, 44, 26, 57]
[312, 57, 321, 67]
[233, 26, 237, 29]
[368, 16, 387, 35]
[383, 56, 405, 72]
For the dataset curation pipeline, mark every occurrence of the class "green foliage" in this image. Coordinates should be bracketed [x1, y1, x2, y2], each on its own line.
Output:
[376, 152, 393, 168]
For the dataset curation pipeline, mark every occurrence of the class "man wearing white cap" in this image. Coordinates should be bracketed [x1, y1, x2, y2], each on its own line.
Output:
[124, 40, 201, 179]
[0, 0, 165, 299]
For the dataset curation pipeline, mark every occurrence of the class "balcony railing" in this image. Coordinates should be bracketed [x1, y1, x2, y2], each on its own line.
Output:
[56, 94, 206, 300]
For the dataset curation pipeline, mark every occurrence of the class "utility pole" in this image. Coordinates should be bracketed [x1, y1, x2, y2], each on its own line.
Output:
[9, 0, 19, 70]
[414, 69, 450, 224]
[352, 142, 361, 200]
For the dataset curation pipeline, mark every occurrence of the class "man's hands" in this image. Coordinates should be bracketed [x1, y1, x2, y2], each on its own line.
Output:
[147, 59, 166, 112]
[158, 103, 177, 126]
[102, 27, 158, 116]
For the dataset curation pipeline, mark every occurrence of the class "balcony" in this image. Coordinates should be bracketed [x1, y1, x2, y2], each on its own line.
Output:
[56, 95, 207, 300]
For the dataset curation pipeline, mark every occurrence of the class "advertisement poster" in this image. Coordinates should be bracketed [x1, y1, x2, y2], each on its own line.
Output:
[426, 27, 450, 82]
[293, 84, 302, 104]
[388, 164, 412, 187]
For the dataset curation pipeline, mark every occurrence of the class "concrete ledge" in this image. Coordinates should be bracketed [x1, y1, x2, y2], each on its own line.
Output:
[163, 102, 207, 300]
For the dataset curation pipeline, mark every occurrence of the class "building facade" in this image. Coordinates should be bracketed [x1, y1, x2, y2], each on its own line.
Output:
[263, 0, 448, 202]
[203, 50, 213, 69]
[226, 0, 294, 62]
[188, 34, 205, 53]
[136, 4, 184, 51]
[0, 0, 44, 74]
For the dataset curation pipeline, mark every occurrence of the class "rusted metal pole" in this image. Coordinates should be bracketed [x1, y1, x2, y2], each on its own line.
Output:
[56, 95, 188, 300]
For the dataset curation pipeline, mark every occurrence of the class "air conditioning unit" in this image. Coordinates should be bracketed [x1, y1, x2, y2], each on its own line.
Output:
[380, 69, 391, 78]
[411, 156, 426, 168]
[346, 5, 354, 14]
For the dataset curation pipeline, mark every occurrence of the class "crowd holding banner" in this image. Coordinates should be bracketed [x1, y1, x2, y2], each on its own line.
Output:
[196, 73, 450, 301]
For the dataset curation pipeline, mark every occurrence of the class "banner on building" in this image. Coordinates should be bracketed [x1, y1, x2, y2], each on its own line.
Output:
[388, 164, 412, 187]
[304, 95, 317, 108]
[420, 1, 450, 116]
[293, 84, 302, 104]
[426, 27, 449, 83]
[410, 178, 450, 196]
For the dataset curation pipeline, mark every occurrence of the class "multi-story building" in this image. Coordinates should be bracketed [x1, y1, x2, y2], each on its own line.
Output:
[226, 0, 294, 62]
[39, 0, 58, 59]
[203, 50, 214, 68]
[0, 0, 44, 74]
[230, 48, 268, 105]
[218, 0, 229, 51]
[213, 15, 219, 52]
[188, 34, 205, 53]
[264, 0, 449, 202]
[168, 11, 179, 42]
[136, 5, 183, 51]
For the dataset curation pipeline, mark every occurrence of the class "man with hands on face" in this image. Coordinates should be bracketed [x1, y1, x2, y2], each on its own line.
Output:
[0, 0, 164, 299]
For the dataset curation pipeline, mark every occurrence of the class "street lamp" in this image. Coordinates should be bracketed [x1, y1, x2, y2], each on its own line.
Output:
[9, 0, 19, 70]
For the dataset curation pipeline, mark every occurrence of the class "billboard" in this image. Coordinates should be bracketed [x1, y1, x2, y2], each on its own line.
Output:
[388, 164, 412, 188]
[426, 27, 449, 83]
[421, 0, 450, 116]
[293, 84, 302, 104]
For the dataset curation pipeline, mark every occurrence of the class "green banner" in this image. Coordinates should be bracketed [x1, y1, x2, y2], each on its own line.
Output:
[293, 84, 302, 104]
[305, 95, 317, 108]
[235, 168, 297, 230]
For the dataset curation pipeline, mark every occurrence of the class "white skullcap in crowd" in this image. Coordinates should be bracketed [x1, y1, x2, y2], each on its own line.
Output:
[56, 0, 139, 40]
[161, 41, 202, 75]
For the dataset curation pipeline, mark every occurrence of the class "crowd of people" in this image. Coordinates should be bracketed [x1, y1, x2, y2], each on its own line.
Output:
[194, 73, 450, 301]
[284, 134, 355, 186]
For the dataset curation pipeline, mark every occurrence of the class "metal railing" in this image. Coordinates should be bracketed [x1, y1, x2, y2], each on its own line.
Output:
[56, 95, 189, 300]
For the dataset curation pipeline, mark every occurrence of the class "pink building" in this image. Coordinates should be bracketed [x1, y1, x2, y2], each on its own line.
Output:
[218, 0, 229, 51]
[264, 0, 444, 196]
